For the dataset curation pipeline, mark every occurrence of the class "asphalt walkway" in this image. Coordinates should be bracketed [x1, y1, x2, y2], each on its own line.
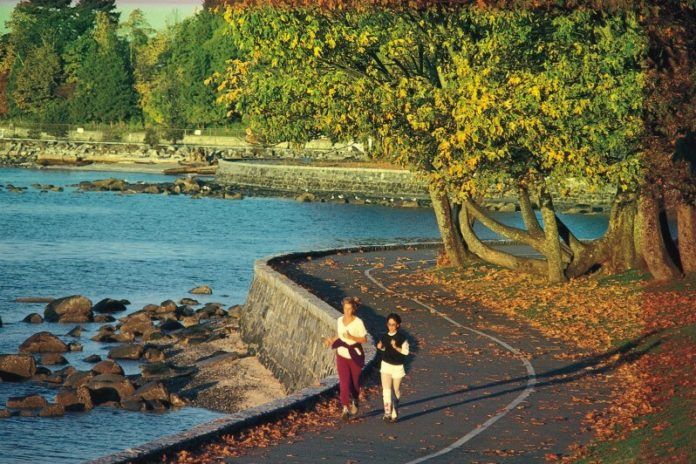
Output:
[233, 248, 613, 463]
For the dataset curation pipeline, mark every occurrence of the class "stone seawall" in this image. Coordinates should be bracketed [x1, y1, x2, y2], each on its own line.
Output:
[241, 258, 341, 393]
[216, 160, 617, 213]
[216, 159, 429, 200]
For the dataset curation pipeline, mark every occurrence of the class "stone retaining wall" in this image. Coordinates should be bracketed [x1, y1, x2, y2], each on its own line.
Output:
[241, 258, 343, 393]
[216, 159, 429, 200]
[216, 160, 618, 213]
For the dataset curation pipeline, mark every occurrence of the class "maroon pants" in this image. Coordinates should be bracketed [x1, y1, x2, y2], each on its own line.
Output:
[336, 355, 361, 407]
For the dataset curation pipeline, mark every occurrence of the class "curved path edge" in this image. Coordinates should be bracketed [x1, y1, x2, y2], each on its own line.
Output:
[88, 240, 528, 464]
[365, 264, 536, 463]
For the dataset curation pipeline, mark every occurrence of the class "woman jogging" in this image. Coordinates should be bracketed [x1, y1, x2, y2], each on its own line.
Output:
[324, 296, 368, 420]
[377, 313, 409, 423]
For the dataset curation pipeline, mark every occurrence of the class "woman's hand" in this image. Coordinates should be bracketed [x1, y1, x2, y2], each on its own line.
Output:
[324, 336, 337, 347]
[343, 330, 352, 341]
[391, 339, 400, 352]
[377, 340, 383, 350]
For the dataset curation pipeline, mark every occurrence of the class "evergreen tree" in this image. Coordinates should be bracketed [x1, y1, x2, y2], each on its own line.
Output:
[66, 12, 137, 123]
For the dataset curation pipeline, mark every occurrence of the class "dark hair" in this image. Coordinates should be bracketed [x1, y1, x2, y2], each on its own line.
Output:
[386, 313, 401, 325]
[341, 296, 361, 310]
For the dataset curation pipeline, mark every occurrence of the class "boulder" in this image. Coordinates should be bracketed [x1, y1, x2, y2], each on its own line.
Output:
[40, 353, 68, 366]
[126, 381, 169, 403]
[296, 192, 315, 202]
[54, 366, 77, 378]
[143, 347, 165, 363]
[140, 362, 197, 381]
[19, 332, 69, 353]
[68, 342, 83, 352]
[44, 295, 93, 323]
[92, 298, 127, 314]
[179, 298, 199, 306]
[159, 320, 184, 332]
[121, 399, 144, 411]
[7, 394, 48, 410]
[108, 344, 144, 360]
[56, 387, 93, 412]
[66, 326, 82, 337]
[94, 314, 116, 323]
[91, 360, 124, 376]
[0, 409, 11, 418]
[83, 355, 102, 363]
[22, 313, 44, 324]
[63, 371, 94, 389]
[86, 374, 136, 404]
[227, 305, 243, 319]
[189, 285, 212, 295]
[157, 300, 177, 313]
[142, 304, 160, 312]
[0, 354, 36, 380]
[120, 312, 154, 337]
[39, 404, 65, 417]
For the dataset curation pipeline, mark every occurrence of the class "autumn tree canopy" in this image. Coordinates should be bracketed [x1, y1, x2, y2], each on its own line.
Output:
[215, 1, 695, 282]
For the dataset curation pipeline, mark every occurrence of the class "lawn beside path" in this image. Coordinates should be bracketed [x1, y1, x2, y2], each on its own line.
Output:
[165, 248, 694, 464]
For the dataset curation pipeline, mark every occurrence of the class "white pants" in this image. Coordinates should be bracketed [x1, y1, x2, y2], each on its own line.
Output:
[381, 361, 405, 415]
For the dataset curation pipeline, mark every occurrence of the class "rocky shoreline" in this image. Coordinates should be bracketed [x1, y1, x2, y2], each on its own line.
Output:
[0, 289, 285, 419]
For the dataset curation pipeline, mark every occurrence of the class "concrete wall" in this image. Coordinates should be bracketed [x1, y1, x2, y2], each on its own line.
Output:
[216, 160, 429, 200]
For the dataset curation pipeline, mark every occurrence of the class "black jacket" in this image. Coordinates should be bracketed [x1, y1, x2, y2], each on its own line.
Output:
[379, 332, 407, 365]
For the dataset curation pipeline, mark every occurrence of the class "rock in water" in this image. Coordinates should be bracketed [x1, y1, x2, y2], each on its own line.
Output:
[91, 360, 124, 376]
[40, 353, 68, 366]
[0, 355, 36, 381]
[108, 344, 144, 360]
[66, 326, 82, 337]
[7, 394, 48, 410]
[92, 298, 127, 314]
[39, 404, 65, 417]
[83, 355, 102, 363]
[56, 387, 93, 412]
[189, 285, 212, 295]
[19, 332, 69, 353]
[22, 313, 44, 324]
[44, 295, 93, 323]
[86, 374, 136, 404]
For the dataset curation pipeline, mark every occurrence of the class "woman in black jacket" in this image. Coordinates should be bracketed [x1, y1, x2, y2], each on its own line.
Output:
[376, 313, 409, 422]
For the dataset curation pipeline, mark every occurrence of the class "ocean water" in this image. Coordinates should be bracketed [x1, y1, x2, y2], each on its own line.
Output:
[0, 167, 609, 463]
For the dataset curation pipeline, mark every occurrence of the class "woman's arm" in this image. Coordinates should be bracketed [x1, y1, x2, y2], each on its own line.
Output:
[323, 336, 338, 347]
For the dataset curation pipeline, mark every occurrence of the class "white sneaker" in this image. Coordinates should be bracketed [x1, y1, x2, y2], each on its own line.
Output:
[341, 406, 350, 421]
[349, 400, 358, 416]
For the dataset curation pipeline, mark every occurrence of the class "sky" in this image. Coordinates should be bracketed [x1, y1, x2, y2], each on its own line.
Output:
[0, 1, 202, 33]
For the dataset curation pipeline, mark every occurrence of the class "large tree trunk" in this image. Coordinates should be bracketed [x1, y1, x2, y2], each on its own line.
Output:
[460, 202, 548, 275]
[677, 201, 696, 273]
[429, 184, 471, 268]
[637, 193, 682, 280]
[564, 192, 640, 278]
[538, 186, 567, 283]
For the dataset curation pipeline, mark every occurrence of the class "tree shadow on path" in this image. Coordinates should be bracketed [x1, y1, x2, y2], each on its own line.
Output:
[367, 330, 663, 423]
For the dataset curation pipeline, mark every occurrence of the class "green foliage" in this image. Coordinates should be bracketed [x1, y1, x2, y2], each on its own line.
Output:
[65, 12, 137, 123]
[134, 9, 236, 128]
[11, 42, 62, 116]
[218, 6, 647, 199]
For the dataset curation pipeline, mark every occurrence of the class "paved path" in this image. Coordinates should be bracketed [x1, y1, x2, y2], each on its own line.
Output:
[233, 248, 612, 463]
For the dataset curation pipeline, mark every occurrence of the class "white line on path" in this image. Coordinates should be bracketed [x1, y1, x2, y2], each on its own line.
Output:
[364, 261, 537, 464]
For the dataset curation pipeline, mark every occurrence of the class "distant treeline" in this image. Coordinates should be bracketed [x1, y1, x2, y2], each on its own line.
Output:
[0, 0, 236, 129]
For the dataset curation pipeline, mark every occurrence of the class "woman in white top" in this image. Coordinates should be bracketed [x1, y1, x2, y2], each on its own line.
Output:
[324, 296, 368, 420]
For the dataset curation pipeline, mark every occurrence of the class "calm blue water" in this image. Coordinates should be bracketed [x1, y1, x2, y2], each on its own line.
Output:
[0, 167, 609, 463]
